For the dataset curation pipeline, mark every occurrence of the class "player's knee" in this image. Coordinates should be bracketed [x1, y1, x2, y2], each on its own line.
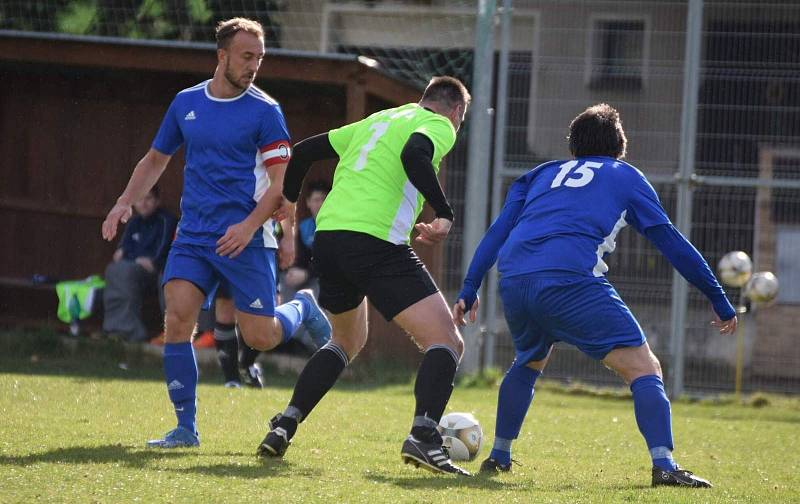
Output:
[650, 354, 663, 379]
[428, 326, 463, 360]
[333, 330, 368, 361]
[241, 328, 280, 352]
[164, 310, 193, 342]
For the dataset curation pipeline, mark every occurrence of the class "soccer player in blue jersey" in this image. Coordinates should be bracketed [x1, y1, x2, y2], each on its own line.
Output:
[101, 18, 331, 449]
[454, 104, 737, 487]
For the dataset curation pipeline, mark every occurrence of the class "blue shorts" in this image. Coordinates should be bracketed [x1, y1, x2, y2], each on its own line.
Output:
[499, 273, 645, 364]
[163, 242, 278, 316]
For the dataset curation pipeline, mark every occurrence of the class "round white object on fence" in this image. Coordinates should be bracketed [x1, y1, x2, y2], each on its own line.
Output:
[718, 251, 753, 288]
[744, 271, 779, 305]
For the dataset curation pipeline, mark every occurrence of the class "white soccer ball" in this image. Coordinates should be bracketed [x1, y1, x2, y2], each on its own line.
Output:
[717, 251, 753, 288]
[438, 412, 483, 461]
[744, 271, 779, 304]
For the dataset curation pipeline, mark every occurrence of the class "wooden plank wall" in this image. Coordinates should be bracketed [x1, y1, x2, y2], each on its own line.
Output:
[0, 43, 441, 365]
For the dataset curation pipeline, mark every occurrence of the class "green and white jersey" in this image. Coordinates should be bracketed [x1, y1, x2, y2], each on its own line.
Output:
[316, 103, 456, 244]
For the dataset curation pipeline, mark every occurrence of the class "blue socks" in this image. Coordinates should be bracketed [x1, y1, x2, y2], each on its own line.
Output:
[490, 364, 541, 465]
[487, 370, 678, 471]
[274, 298, 306, 343]
[163, 342, 198, 434]
[631, 374, 677, 471]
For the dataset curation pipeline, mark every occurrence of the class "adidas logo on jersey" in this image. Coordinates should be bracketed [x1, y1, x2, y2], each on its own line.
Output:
[184, 110, 196, 121]
[167, 380, 184, 390]
[249, 298, 264, 309]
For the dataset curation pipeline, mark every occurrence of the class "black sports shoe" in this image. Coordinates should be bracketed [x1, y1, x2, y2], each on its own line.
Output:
[479, 457, 514, 474]
[652, 466, 712, 488]
[401, 435, 471, 476]
[257, 414, 291, 458]
[241, 364, 265, 388]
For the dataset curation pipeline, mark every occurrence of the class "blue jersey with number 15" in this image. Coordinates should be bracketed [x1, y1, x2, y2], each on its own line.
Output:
[498, 156, 671, 279]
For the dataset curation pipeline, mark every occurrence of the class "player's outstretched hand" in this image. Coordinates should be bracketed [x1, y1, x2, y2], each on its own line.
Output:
[272, 198, 295, 223]
[711, 314, 737, 335]
[102, 201, 133, 241]
[452, 297, 479, 327]
[217, 221, 257, 259]
[415, 217, 452, 245]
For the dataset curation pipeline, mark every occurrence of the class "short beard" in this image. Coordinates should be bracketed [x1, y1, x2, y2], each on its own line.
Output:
[223, 59, 248, 91]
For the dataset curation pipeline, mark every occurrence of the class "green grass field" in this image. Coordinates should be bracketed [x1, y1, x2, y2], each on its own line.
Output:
[1, 344, 799, 503]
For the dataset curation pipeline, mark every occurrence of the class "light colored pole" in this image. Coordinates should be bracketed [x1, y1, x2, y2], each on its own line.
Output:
[460, 0, 496, 373]
[734, 305, 747, 401]
[484, 0, 513, 371]
[669, 0, 704, 398]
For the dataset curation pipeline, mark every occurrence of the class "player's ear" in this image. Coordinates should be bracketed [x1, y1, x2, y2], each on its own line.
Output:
[216, 47, 227, 63]
[450, 103, 465, 129]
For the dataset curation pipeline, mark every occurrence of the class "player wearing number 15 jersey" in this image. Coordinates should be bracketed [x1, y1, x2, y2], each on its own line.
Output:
[454, 104, 737, 487]
[258, 77, 472, 475]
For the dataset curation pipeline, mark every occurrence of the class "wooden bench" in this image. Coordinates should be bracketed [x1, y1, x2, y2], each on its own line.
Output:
[0, 276, 162, 336]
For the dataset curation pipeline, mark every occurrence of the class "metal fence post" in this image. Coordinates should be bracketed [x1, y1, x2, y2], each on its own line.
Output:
[669, 0, 704, 398]
[460, 0, 496, 374]
[484, 0, 513, 371]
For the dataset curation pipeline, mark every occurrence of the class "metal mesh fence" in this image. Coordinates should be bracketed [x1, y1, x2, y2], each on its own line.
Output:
[1, 0, 799, 394]
[0, 0, 480, 311]
[486, 0, 800, 395]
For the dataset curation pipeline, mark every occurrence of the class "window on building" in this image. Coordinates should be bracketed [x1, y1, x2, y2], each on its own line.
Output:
[588, 18, 647, 90]
[776, 226, 800, 303]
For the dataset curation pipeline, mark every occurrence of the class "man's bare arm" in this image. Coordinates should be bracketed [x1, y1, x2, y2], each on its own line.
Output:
[102, 148, 172, 241]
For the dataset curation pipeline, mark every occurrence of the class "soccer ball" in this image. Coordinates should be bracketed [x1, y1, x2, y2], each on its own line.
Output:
[438, 412, 483, 461]
[744, 271, 779, 304]
[717, 251, 753, 288]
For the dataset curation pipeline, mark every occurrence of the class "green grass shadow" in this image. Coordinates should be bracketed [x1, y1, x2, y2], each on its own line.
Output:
[176, 458, 322, 480]
[364, 471, 528, 490]
[0, 444, 191, 468]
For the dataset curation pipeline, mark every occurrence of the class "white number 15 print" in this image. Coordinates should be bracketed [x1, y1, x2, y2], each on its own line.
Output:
[550, 160, 604, 189]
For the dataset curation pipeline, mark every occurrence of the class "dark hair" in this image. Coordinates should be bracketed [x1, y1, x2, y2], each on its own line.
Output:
[306, 181, 331, 195]
[215, 18, 264, 49]
[420, 76, 471, 109]
[148, 184, 160, 199]
[567, 103, 627, 159]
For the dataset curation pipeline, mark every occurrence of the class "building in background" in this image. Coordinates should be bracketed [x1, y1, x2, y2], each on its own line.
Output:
[0, 0, 797, 392]
[276, 0, 800, 392]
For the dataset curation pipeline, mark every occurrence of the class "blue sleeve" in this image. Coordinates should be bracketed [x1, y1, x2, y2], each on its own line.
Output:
[457, 176, 529, 310]
[626, 171, 672, 234]
[152, 98, 184, 155]
[258, 105, 291, 149]
[645, 224, 736, 321]
[299, 218, 316, 249]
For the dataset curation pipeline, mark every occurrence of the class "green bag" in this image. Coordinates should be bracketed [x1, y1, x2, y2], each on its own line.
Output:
[55, 275, 106, 323]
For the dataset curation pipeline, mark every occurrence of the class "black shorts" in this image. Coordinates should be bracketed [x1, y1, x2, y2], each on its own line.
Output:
[312, 230, 439, 321]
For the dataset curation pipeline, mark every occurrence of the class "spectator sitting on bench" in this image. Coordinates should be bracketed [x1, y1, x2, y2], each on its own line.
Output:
[103, 185, 176, 342]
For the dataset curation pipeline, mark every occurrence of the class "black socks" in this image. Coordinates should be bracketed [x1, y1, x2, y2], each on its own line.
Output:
[410, 345, 459, 443]
[278, 342, 350, 440]
[213, 323, 240, 384]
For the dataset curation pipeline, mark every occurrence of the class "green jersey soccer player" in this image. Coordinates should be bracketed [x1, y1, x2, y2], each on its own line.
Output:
[257, 76, 473, 475]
